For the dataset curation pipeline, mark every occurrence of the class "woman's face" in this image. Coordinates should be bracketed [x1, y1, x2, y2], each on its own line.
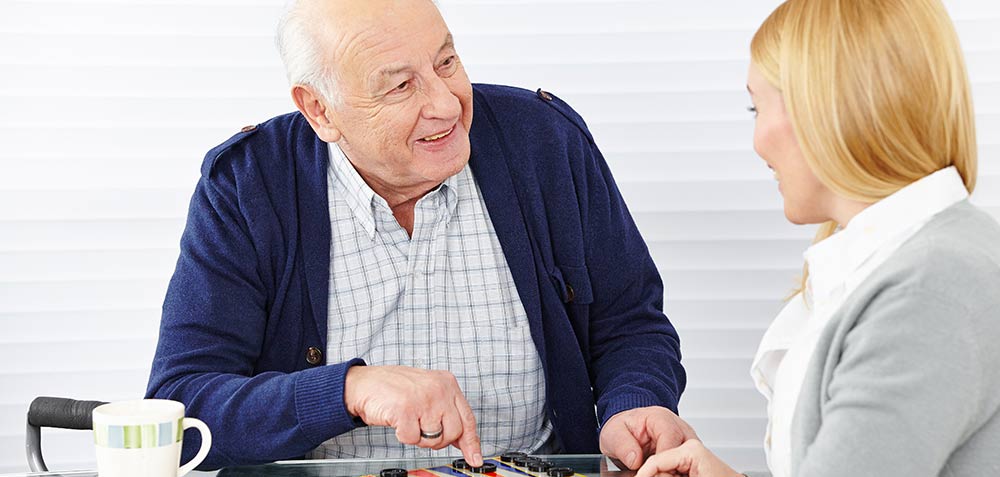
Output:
[747, 64, 837, 225]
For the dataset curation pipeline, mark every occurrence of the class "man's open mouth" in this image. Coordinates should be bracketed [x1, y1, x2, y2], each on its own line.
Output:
[419, 127, 454, 142]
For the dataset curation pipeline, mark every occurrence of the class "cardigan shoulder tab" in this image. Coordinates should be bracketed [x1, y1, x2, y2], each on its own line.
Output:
[201, 123, 262, 176]
[472, 83, 594, 144]
[198, 112, 309, 177]
[534, 88, 595, 144]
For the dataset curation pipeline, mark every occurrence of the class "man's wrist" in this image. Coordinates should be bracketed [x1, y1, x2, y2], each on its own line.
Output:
[343, 360, 368, 419]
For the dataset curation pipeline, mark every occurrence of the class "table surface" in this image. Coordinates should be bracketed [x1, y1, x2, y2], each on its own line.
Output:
[6, 454, 633, 477]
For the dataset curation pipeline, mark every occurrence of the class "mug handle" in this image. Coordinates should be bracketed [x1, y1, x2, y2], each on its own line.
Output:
[177, 417, 212, 477]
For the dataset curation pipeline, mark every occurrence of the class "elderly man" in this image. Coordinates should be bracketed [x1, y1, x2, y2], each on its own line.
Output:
[146, 0, 689, 470]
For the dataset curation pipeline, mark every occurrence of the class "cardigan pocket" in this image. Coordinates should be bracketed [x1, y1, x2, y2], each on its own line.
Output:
[550, 265, 594, 305]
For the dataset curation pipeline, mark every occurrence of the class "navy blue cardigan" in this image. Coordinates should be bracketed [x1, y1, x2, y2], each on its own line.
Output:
[147, 84, 685, 468]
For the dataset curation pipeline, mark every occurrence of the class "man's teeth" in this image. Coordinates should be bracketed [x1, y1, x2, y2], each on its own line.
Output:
[421, 128, 452, 141]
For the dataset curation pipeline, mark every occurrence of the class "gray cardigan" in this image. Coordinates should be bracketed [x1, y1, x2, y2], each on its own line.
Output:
[747, 200, 1000, 477]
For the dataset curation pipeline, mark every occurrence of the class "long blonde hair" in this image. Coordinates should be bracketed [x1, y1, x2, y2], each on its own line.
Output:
[750, 0, 978, 296]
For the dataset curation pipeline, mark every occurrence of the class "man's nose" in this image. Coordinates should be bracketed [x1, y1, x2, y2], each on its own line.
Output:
[420, 76, 462, 121]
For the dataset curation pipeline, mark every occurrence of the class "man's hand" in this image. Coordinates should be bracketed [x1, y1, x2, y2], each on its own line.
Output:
[599, 406, 698, 470]
[635, 440, 743, 477]
[344, 365, 483, 467]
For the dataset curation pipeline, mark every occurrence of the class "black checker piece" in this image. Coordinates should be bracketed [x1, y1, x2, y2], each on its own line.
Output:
[499, 452, 527, 463]
[470, 463, 498, 474]
[547, 467, 574, 477]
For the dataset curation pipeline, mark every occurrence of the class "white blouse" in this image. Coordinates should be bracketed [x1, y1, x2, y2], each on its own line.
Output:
[750, 166, 969, 477]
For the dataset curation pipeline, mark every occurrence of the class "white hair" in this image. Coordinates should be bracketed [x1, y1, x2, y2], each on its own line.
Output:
[275, 0, 342, 105]
[275, 0, 443, 105]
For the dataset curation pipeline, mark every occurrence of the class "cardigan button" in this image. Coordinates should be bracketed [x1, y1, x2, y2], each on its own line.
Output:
[240, 124, 257, 133]
[564, 284, 575, 304]
[306, 347, 323, 365]
[536, 88, 554, 101]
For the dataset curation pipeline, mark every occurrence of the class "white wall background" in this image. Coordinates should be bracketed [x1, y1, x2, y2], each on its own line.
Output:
[1, 0, 998, 474]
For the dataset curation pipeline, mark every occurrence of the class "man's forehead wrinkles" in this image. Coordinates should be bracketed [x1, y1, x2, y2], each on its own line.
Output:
[335, 26, 381, 61]
[371, 32, 454, 80]
[336, 27, 405, 90]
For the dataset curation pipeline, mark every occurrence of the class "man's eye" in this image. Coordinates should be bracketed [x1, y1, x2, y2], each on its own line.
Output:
[747, 105, 758, 116]
[439, 56, 457, 72]
[390, 81, 410, 94]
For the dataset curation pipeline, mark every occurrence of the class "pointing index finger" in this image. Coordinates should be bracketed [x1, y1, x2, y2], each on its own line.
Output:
[454, 395, 482, 467]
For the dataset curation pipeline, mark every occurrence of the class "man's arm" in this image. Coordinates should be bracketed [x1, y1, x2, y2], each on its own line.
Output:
[147, 152, 484, 468]
[146, 158, 361, 468]
[570, 129, 691, 466]
[579, 134, 685, 416]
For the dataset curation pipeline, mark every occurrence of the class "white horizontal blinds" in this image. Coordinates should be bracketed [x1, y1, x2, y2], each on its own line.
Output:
[0, 1, 287, 473]
[0, 0, 997, 474]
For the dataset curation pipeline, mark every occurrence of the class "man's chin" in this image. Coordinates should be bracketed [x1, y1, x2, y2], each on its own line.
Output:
[441, 153, 471, 177]
[418, 142, 470, 173]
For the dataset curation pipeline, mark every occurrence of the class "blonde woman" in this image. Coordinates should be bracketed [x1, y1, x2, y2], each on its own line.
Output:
[636, 0, 1000, 476]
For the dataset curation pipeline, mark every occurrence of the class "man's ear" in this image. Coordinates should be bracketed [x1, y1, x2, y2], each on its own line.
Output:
[291, 84, 343, 143]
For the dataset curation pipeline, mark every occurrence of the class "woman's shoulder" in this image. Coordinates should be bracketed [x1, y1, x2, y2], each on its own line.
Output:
[831, 201, 1000, 357]
[875, 201, 1000, 306]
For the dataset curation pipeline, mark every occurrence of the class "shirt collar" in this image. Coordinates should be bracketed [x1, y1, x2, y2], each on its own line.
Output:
[804, 166, 968, 300]
[328, 141, 379, 238]
[328, 142, 461, 239]
[439, 167, 461, 218]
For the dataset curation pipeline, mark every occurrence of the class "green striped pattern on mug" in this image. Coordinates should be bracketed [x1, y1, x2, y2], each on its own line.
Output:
[93, 418, 183, 449]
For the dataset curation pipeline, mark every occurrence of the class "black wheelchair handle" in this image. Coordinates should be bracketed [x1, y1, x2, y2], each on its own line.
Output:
[28, 396, 107, 430]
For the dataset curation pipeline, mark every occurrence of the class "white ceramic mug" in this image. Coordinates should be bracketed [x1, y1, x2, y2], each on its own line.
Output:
[92, 399, 211, 477]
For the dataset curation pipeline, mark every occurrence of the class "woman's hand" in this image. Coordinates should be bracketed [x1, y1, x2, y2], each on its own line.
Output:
[635, 440, 744, 477]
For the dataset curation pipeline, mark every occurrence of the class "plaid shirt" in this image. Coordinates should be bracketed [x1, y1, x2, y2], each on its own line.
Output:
[310, 142, 553, 459]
